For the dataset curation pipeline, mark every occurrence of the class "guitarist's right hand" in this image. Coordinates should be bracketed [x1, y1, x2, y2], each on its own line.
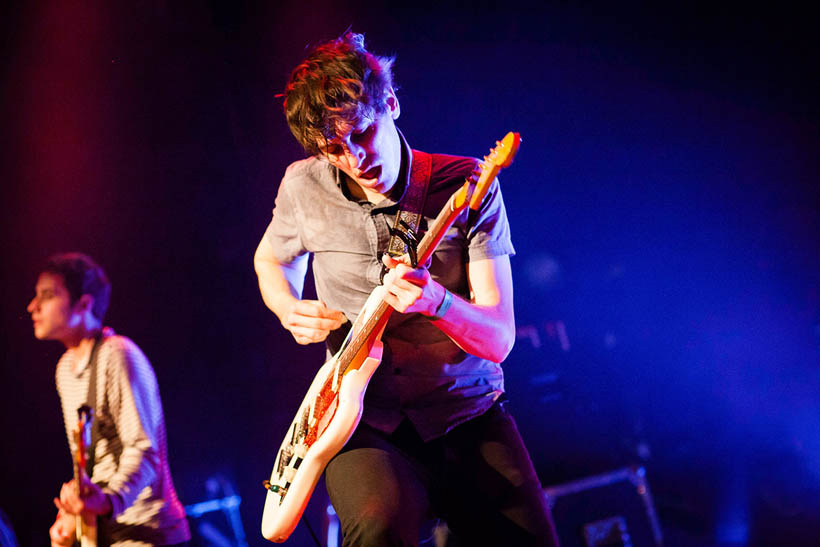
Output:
[49, 501, 74, 547]
[280, 299, 345, 345]
[58, 476, 112, 517]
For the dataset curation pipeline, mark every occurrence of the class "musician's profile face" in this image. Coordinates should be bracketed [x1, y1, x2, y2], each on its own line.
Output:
[322, 88, 402, 200]
[27, 272, 81, 342]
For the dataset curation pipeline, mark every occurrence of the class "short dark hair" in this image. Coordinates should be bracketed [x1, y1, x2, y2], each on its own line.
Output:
[42, 253, 111, 321]
[284, 32, 396, 155]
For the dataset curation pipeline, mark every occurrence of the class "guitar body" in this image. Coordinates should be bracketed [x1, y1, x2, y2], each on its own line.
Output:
[262, 290, 386, 542]
[260, 132, 521, 543]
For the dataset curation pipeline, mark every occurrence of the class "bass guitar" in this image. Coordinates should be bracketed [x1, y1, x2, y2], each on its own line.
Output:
[261, 132, 521, 543]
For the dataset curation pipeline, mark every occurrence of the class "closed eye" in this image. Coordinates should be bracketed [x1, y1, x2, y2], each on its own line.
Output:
[325, 143, 344, 156]
[351, 123, 374, 143]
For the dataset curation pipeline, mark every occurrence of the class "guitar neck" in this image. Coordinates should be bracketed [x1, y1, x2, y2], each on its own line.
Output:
[73, 434, 85, 541]
[73, 429, 86, 484]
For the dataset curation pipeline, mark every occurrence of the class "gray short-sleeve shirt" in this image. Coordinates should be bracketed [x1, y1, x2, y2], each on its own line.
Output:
[264, 131, 515, 440]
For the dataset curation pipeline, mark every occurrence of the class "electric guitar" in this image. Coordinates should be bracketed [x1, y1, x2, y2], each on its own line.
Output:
[72, 405, 97, 547]
[261, 132, 522, 543]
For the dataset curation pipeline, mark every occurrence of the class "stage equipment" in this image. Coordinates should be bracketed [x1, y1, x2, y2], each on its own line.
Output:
[185, 475, 248, 547]
[543, 466, 662, 547]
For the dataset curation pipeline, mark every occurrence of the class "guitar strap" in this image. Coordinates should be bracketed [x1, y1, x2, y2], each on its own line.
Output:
[84, 333, 103, 478]
[382, 150, 433, 276]
[78, 332, 108, 546]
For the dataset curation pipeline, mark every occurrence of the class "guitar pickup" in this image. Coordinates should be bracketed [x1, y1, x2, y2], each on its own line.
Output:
[298, 406, 310, 438]
[277, 445, 294, 475]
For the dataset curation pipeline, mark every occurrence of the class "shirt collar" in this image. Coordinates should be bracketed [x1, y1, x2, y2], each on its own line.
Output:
[68, 330, 108, 377]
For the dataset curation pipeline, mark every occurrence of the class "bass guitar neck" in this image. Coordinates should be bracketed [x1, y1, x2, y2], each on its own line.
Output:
[73, 405, 97, 547]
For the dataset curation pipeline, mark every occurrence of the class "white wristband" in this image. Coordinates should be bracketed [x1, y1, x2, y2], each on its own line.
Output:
[430, 289, 453, 321]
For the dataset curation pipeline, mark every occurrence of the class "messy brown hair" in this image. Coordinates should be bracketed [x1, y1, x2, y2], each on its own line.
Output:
[284, 32, 395, 155]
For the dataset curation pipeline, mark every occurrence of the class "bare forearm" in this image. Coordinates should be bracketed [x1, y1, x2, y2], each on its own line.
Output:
[254, 237, 305, 321]
[382, 255, 516, 363]
[254, 235, 345, 344]
[429, 284, 515, 363]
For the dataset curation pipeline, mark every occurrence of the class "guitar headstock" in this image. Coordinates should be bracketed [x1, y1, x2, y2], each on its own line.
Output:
[486, 132, 521, 169]
[467, 131, 521, 210]
[452, 132, 521, 211]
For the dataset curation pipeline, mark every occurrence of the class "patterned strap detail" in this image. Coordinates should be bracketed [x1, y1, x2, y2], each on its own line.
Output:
[386, 150, 433, 259]
[85, 332, 103, 477]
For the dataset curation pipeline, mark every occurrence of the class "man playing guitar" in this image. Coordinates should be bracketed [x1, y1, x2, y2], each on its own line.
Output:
[28, 253, 191, 546]
[255, 32, 558, 545]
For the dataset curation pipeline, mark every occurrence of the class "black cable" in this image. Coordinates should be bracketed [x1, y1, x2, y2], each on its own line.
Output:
[303, 516, 324, 547]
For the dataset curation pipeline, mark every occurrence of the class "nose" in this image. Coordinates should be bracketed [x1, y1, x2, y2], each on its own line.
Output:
[345, 141, 366, 169]
[27, 297, 37, 313]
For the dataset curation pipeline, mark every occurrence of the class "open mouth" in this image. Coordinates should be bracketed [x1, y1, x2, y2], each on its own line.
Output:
[358, 165, 380, 180]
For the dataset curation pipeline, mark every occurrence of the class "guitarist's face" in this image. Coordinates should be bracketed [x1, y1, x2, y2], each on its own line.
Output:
[27, 273, 83, 343]
[322, 89, 402, 202]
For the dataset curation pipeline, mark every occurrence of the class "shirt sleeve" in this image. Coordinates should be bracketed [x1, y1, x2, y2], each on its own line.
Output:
[263, 172, 308, 265]
[99, 337, 163, 517]
[465, 175, 516, 262]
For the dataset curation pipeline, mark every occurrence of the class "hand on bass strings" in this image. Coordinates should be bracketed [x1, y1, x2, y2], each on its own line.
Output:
[280, 299, 346, 345]
[56, 475, 112, 517]
[381, 254, 445, 316]
[48, 501, 75, 547]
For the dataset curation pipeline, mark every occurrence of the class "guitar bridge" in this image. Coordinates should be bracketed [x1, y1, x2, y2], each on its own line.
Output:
[262, 480, 288, 499]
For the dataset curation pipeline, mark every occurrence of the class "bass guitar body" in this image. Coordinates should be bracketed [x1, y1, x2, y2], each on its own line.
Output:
[262, 289, 386, 542]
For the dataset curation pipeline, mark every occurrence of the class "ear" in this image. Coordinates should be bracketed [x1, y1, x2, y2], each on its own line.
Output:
[76, 294, 95, 316]
[386, 87, 400, 120]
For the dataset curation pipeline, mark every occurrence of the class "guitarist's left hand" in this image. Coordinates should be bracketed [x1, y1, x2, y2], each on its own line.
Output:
[381, 254, 446, 316]
[57, 475, 112, 517]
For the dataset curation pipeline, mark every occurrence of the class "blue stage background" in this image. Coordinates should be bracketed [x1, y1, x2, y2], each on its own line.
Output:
[1, 3, 817, 545]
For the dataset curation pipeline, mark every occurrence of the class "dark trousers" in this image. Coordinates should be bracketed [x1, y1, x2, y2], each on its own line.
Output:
[325, 401, 559, 547]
